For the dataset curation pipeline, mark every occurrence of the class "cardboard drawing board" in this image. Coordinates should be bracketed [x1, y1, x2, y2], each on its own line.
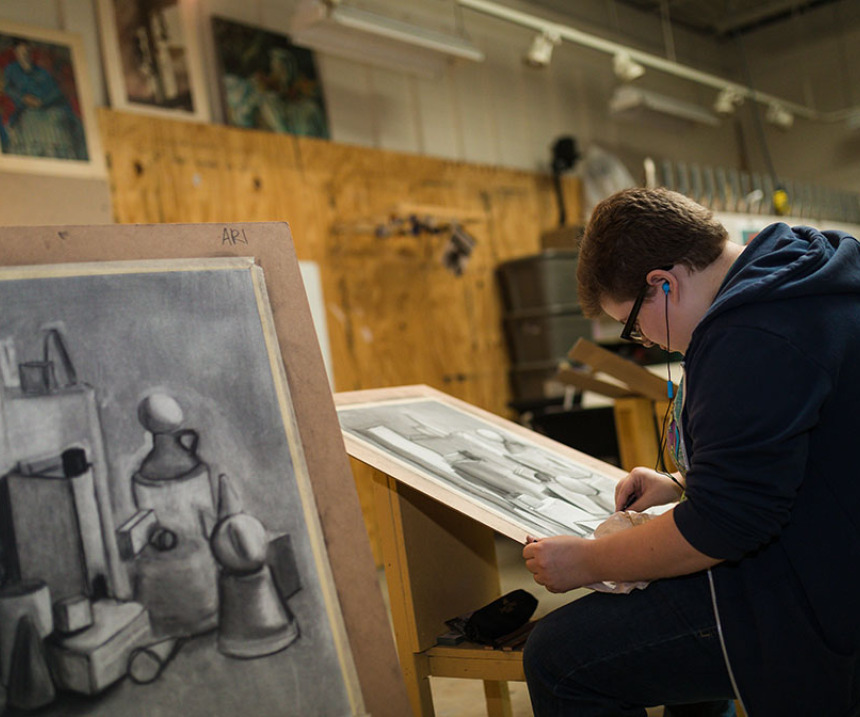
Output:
[0, 223, 409, 717]
[336, 385, 627, 544]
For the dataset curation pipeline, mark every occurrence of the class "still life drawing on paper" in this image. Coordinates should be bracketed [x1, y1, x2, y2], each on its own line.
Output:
[338, 391, 621, 542]
[0, 259, 361, 716]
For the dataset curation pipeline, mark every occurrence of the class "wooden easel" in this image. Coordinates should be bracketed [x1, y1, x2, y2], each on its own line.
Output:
[559, 339, 678, 472]
[0, 223, 412, 717]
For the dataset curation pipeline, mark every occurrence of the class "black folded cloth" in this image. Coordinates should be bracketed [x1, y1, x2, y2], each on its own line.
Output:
[446, 589, 538, 646]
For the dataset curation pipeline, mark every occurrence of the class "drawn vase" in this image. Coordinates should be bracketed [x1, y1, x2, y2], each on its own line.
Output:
[131, 396, 219, 637]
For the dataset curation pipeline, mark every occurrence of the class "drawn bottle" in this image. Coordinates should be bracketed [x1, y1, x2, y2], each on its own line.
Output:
[131, 393, 219, 637]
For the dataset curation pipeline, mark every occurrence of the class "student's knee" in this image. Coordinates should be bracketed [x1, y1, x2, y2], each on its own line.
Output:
[523, 614, 565, 688]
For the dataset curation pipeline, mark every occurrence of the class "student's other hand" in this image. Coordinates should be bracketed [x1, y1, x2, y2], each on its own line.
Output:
[522, 535, 593, 593]
[615, 467, 683, 512]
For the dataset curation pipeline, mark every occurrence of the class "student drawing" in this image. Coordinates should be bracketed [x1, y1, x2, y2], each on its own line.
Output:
[0, 260, 362, 716]
[339, 399, 620, 539]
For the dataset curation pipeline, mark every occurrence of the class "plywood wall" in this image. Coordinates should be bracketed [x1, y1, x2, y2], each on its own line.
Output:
[100, 108, 581, 415]
[100, 108, 582, 558]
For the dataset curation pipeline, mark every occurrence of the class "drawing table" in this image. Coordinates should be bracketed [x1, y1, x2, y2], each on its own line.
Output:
[337, 382, 748, 717]
[335, 385, 627, 717]
[369, 466, 520, 716]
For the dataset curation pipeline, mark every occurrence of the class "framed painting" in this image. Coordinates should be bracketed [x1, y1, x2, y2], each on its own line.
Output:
[0, 257, 363, 715]
[97, 0, 210, 122]
[336, 385, 627, 544]
[0, 21, 105, 178]
[211, 16, 329, 139]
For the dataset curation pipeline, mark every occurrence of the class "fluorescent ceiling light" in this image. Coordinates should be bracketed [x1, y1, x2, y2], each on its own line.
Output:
[290, 0, 485, 78]
[610, 86, 721, 128]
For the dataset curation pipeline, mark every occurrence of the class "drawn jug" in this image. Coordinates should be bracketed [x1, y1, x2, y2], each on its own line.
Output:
[131, 394, 219, 637]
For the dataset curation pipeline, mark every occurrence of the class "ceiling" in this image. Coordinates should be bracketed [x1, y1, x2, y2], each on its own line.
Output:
[527, 0, 846, 39]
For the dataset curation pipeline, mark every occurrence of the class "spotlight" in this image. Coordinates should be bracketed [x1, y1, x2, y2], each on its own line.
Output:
[524, 30, 560, 68]
[713, 87, 744, 115]
[765, 102, 794, 129]
[613, 52, 644, 82]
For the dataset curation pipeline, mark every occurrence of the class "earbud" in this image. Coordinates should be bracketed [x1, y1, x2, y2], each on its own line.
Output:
[662, 281, 670, 294]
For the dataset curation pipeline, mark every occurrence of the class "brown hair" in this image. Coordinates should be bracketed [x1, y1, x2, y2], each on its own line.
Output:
[577, 188, 728, 317]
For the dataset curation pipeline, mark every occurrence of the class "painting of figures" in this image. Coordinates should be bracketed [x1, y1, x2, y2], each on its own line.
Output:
[0, 258, 362, 715]
[212, 16, 329, 139]
[97, 0, 210, 121]
[0, 22, 104, 177]
[337, 386, 627, 544]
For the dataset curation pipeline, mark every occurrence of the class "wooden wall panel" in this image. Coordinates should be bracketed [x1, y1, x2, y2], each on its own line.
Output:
[100, 108, 581, 416]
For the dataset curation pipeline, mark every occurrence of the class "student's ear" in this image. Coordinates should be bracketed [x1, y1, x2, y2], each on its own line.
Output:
[648, 269, 676, 298]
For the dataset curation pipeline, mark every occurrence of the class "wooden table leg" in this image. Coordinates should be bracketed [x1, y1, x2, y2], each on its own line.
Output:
[613, 396, 659, 471]
[484, 680, 514, 717]
[371, 469, 510, 717]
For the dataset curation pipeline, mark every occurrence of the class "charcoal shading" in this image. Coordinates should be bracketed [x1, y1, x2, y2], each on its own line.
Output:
[0, 264, 357, 716]
[339, 398, 619, 539]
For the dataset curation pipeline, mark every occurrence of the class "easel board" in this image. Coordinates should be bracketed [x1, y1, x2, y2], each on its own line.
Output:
[0, 223, 409, 717]
[336, 385, 626, 544]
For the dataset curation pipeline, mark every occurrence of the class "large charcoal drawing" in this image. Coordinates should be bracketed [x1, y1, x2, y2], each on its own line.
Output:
[338, 395, 621, 541]
[0, 260, 360, 716]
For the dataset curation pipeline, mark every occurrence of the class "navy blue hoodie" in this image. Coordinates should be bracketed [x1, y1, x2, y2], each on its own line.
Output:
[672, 223, 860, 716]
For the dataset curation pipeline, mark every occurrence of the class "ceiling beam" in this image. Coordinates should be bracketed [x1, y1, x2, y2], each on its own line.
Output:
[714, 0, 808, 35]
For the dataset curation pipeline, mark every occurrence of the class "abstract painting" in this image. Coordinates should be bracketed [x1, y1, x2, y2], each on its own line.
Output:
[0, 258, 362, 715]
[337, 386, 625, 543]
[0, 21, 105, 177]
[212, 16, 329, 139]
[97, 0, 210, 122]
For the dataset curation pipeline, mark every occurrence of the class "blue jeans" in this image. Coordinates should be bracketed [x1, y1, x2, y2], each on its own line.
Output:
[523, 571, 737, 716]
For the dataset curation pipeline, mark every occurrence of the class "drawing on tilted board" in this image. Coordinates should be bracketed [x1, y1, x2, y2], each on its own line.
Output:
[337, 396, 620, 541]
[0, 259, 362, 716]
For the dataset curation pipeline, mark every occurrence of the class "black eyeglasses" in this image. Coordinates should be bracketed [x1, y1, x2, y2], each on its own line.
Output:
[620, 282, 650, 342]
[620, 266, 672, 343]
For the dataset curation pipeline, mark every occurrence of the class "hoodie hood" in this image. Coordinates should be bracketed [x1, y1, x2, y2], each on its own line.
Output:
[698, 222, 860, 335]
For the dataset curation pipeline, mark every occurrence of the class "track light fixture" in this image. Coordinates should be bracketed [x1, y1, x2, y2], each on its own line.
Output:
[523, 30, 560, 68]
[713, 87, 744, 115]
[458, 0, 854, 125]
[613, 52, 644, 82]
[766, 102, 794, 130]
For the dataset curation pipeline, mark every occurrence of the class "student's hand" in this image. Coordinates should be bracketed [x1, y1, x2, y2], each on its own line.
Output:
[522, 535, 594, 593]
[615, 467, 684, 512]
